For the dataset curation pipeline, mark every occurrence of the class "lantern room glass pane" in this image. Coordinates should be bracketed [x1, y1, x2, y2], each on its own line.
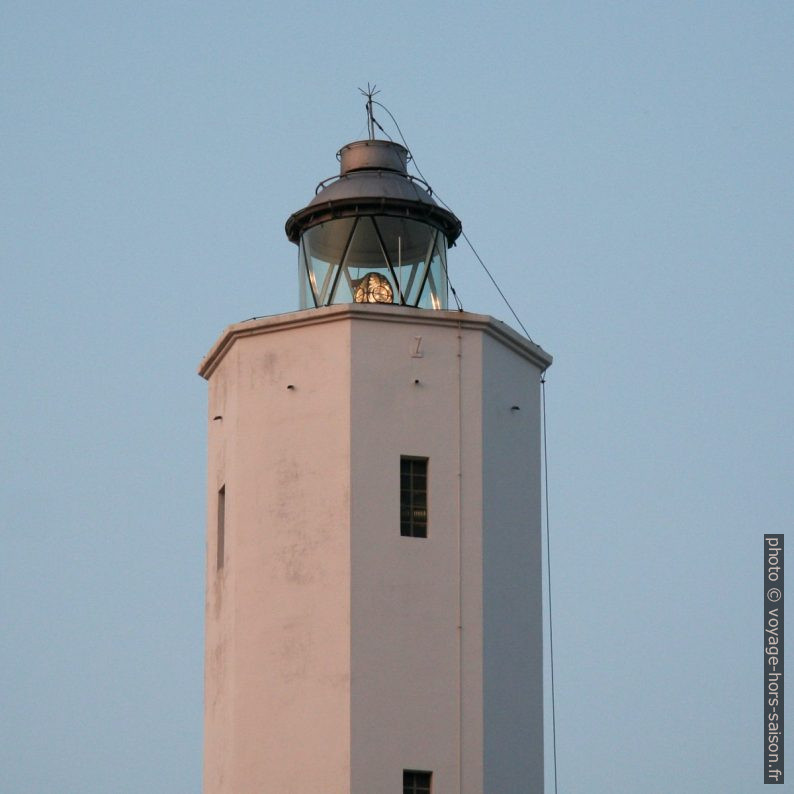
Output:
[299, 237, 330, 308]
[299, 216, 448, 309]
[416, 242, 448, 310]
[299, 217, 356, 309]
[299, 237, 314, 307]
[374, 216, 439, 306]
[338, 217, 395, 304]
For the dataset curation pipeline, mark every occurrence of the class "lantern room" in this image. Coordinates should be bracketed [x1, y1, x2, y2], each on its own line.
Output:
[285, 139, 462, 310]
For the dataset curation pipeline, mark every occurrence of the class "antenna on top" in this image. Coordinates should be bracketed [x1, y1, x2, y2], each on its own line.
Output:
[358, 83, 380, 140]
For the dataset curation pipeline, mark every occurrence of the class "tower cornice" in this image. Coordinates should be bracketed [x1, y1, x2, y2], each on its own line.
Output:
[198, 304, 552, 381]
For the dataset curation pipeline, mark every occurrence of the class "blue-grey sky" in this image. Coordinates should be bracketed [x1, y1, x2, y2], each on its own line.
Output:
[2, 2, 792, 792]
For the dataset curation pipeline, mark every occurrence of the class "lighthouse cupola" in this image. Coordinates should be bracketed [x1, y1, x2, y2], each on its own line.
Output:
[285, 135, 461, 310]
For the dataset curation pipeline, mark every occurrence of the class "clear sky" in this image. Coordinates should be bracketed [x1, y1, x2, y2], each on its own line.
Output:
[2, 2, 792, 792]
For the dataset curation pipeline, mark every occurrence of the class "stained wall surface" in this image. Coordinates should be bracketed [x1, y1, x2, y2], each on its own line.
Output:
[482, 333, 545, 793]
[200, 304, 551, 794]
[203, 315, 353, 793]
[348, 313, 484, 794]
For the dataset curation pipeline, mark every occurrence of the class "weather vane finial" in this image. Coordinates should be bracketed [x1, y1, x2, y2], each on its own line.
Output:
[358, 83, 380, 140]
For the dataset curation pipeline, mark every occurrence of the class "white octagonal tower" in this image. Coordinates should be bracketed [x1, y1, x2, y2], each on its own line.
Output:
[199, 128, 552, 794]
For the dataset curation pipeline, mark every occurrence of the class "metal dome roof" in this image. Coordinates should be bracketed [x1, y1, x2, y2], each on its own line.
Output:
[285, 140, 461, 246]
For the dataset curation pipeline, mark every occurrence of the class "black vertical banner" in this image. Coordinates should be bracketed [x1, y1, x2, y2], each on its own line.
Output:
[764, 534, 784, 784]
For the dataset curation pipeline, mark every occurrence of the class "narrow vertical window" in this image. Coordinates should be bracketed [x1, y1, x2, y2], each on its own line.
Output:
[400, 457, 428, 538]
[403, 770, 432, 793]
[217, 485, 225, 571]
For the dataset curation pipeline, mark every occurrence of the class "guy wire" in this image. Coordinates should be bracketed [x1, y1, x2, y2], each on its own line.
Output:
[542, 373, 559, 794]
[372, 99, 534, 342]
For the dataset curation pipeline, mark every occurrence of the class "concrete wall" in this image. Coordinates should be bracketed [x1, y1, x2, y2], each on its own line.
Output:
[482, 334, 545, 792]
[200, 304, 551, 794]
[203, 317, 353, 793]
[349, 314, 484, 794]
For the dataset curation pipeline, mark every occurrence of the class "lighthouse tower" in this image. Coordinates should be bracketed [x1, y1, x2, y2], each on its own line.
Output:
[199, 125, 552, 793]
